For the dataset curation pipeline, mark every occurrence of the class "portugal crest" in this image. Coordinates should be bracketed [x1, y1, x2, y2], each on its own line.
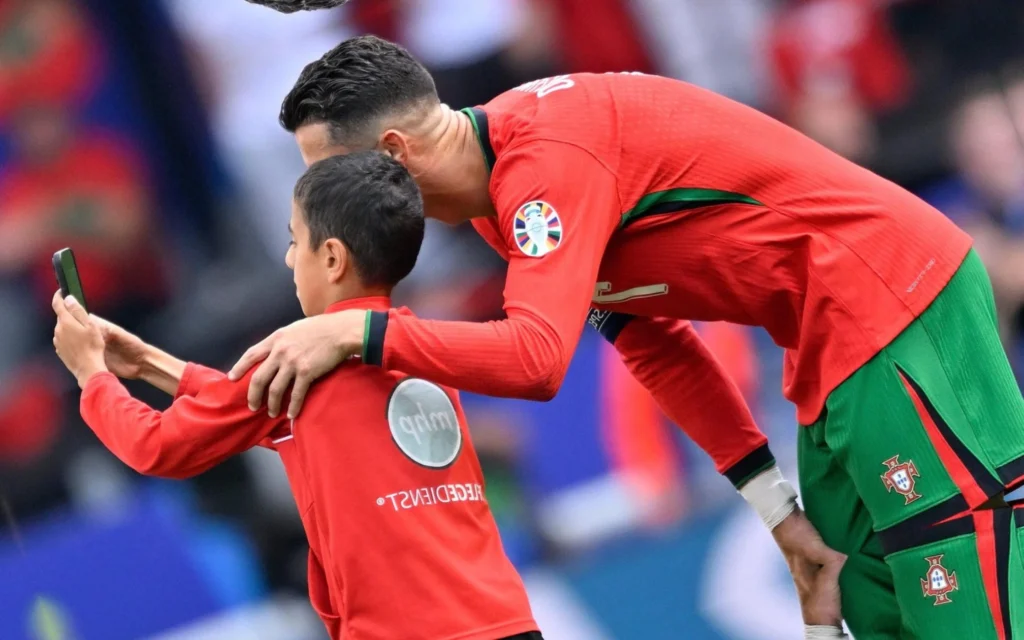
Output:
[513, 201, 562, 257]
[881, 455, 922, 505]
[921, 555, 958, 605]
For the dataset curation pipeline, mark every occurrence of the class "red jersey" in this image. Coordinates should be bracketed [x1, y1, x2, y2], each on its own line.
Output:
[79, 297, 537, 640]
[366, 73, 971, 485]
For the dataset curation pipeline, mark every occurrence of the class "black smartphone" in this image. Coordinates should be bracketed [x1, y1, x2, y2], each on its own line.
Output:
[53, 247, 88, 312]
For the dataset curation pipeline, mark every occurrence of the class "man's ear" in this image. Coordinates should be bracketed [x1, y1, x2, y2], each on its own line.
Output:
[379, 130, 411, 166]
[322, 238, 349, 284]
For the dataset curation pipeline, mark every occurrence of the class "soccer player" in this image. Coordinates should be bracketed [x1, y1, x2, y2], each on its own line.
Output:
[227, 35, 1024, 639]
[51, 152, 542, 640]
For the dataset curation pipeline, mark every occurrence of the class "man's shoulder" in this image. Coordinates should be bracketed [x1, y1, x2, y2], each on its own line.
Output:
[485, 71, 690, 124]
[482, 74, 616, 149]
[483, 72, 695, 176]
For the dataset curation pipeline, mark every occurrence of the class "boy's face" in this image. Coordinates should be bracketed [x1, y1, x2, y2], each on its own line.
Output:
[286, 200, 329, 316]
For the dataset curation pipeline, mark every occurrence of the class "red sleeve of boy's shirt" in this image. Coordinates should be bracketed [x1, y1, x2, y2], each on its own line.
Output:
[80, 368, 289, 478]
[174, 363, 284, 450]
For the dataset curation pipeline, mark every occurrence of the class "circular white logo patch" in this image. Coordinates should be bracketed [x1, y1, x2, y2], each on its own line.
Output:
[513, 200, 562, 257]
[387, 378, 462, 468]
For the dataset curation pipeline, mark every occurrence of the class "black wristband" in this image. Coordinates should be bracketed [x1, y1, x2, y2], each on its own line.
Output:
[724, 443, 777, 489]
[362, 310, 388, 367]
[586, 309, 635, 344]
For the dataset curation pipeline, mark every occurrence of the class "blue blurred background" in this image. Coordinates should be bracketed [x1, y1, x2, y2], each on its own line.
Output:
[0, 0, 1023, 638]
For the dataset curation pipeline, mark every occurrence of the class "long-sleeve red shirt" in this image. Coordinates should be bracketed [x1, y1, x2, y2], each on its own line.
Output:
[364, 72, 971, 486]
[80, 297, 537, 640]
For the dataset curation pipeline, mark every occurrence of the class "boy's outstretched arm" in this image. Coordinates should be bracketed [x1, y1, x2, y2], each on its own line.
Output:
[54, 293, 285, 478]
[81, 365, 287, 479]
[89, 314, 222, 396]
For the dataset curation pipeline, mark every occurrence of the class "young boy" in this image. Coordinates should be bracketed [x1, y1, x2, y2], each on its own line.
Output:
[51, 152, 541, 640]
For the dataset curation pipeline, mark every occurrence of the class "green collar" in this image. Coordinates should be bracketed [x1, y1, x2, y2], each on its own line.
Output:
[461, 107, 496, 173]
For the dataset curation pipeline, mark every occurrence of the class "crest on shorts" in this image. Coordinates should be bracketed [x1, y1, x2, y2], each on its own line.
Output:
[513, 201, 562, 257]
[921, 555, 958, 605]
[881, 455, 922, 505]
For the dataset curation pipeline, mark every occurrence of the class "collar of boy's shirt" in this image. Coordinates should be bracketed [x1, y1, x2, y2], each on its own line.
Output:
[325, 296, 391, 314]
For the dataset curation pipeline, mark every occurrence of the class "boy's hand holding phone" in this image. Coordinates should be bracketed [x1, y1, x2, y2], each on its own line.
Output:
[52, 291, 108, 388]
[90, 315, 150, 380]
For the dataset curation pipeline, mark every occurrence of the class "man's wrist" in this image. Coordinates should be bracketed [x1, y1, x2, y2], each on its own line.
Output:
[738, 465, 798, 531]
[361, 310, 389, 367]
[725, 443, 777, 489]
[805, 625, 847, 639]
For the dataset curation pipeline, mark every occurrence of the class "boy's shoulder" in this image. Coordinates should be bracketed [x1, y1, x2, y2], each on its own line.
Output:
[307, 360, 462, 412]
[303, 307, 463, 413]
[297, 362, 468, 468]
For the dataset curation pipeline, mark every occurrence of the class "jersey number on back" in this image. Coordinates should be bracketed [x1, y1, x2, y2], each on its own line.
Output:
[514, 75, 575, 98]
[513, 71, 647, 99]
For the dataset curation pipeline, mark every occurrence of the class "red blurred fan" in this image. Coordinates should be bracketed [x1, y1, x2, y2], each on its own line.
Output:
[0, 364, 62, 465]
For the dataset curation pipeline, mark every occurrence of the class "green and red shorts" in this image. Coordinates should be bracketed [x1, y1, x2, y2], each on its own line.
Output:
[798, 249, 1024, 639]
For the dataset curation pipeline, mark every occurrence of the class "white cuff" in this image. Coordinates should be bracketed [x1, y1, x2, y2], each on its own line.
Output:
[738, 466, 797, 530]
[805, 625, 847, 639]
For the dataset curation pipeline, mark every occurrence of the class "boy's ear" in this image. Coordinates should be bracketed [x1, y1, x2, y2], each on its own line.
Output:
[322, 238, 349, 284]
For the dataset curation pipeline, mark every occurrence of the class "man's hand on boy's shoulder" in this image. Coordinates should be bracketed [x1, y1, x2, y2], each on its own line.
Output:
[229, 309, 367, 420]
[52, 291, 108, 388]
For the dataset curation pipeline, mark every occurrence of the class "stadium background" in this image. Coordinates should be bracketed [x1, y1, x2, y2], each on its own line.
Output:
[0, 0, 1023, 637]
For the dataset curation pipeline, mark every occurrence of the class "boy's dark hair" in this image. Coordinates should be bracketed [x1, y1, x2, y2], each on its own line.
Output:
[245, 0, 349, 13]
[280, 36, 438, 147]
[293, 151, 424, 288]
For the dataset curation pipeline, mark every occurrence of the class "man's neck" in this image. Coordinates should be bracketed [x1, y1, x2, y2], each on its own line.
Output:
[417, 106, 494, 223]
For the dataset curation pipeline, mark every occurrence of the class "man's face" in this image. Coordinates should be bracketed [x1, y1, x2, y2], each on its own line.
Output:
[286, 200, 328, 317]
[293, 122, 461, 224]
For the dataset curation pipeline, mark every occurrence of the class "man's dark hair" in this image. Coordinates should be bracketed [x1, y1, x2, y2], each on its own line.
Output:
[244, 0, 349, 14]
[280, 36, 438, 147]
[293, 151, 424, 288]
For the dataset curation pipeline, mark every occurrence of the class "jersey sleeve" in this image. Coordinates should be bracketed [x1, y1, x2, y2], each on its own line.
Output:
[588, 310, 776, 488]
[369, 142, 620, 400]
[175, 362, 224, 399]
[174, 363, 285, 450]
[80, 366, 289, 479]
[470, 217, 510, 261]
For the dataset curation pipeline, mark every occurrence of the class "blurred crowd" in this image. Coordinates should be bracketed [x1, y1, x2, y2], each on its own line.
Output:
[1, 0, 1023, 632]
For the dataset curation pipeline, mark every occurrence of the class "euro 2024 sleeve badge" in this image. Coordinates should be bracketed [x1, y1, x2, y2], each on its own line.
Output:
[513, 201, 562, 257]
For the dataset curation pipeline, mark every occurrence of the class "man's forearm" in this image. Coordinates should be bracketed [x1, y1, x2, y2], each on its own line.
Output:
[597, 313, 799, 528]
[371, 308, 573, 401]
[139, 345, 187, 395]
[602, 314, 772, 479]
